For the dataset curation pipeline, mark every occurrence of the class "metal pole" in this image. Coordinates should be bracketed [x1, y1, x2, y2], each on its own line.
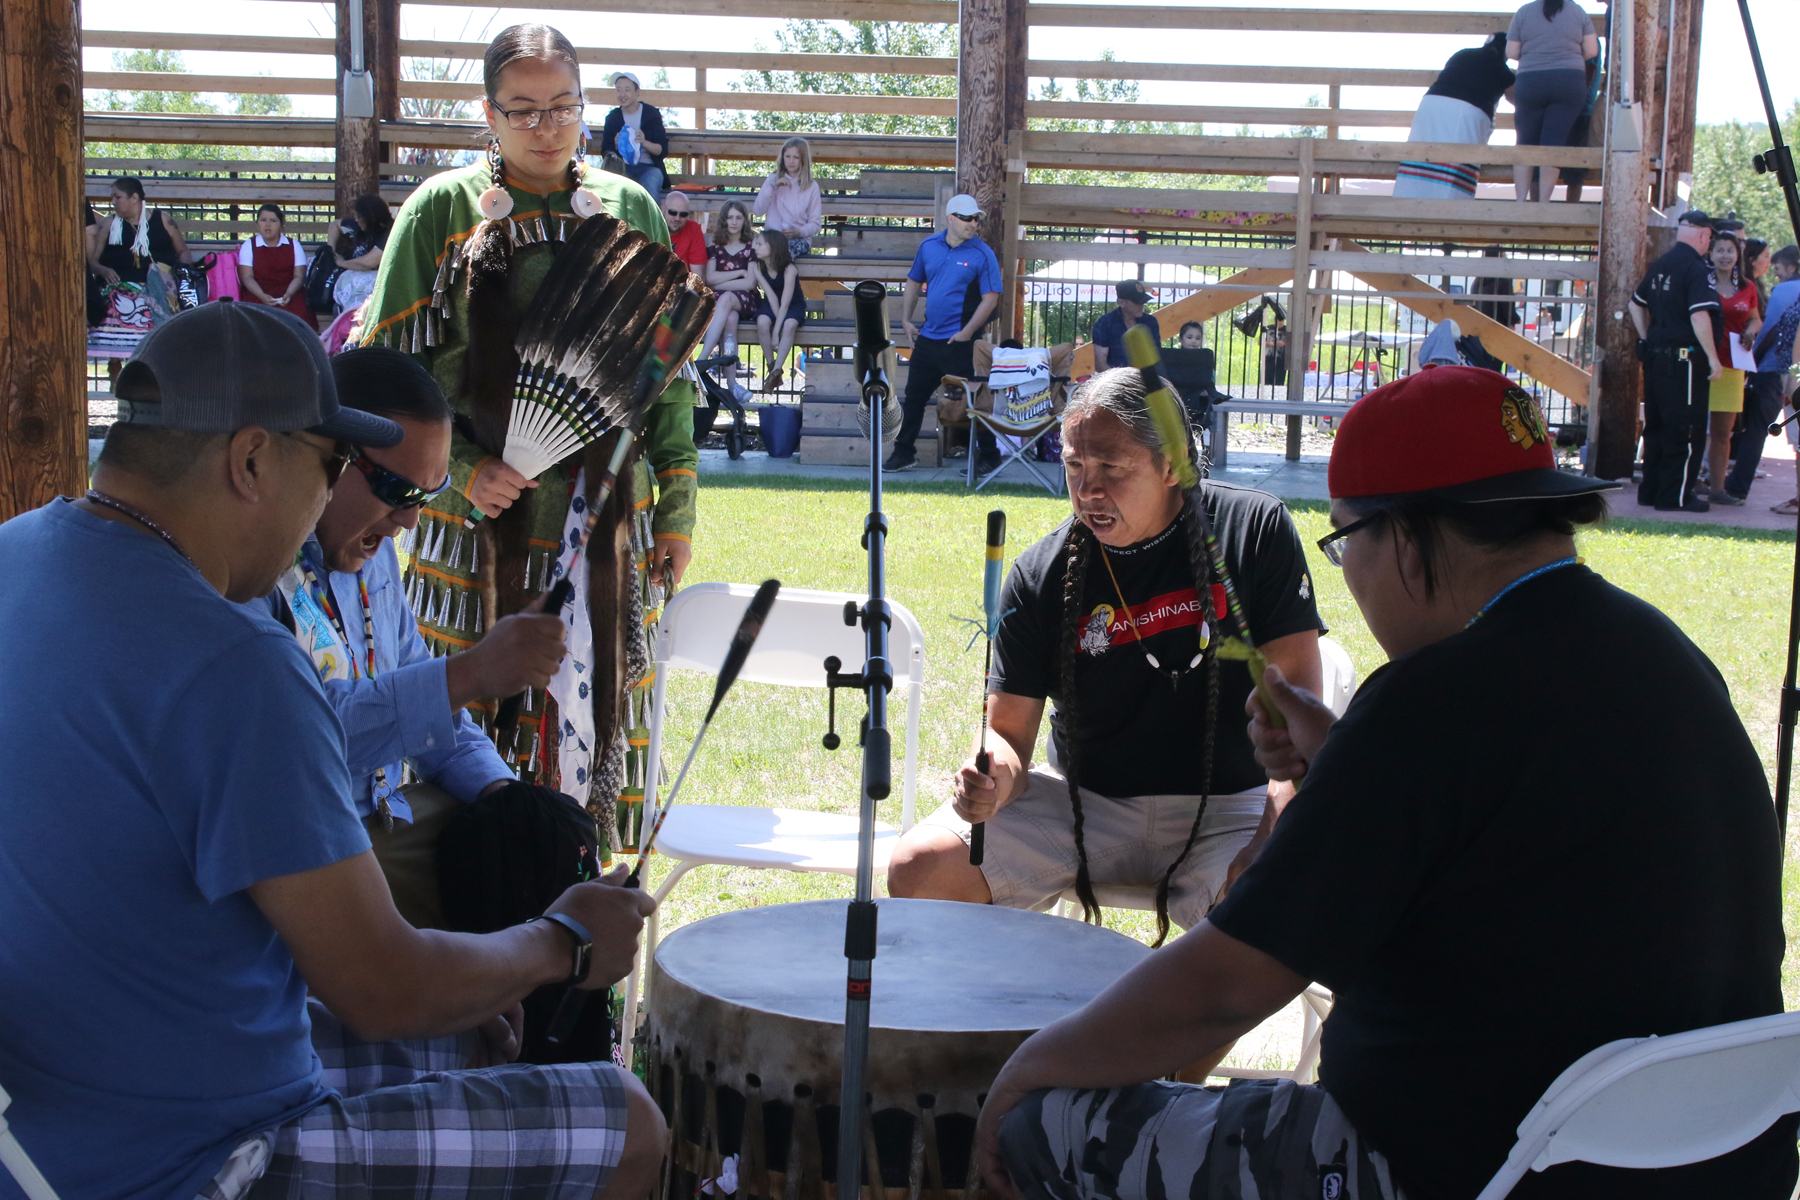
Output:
[838, 375, 894, 1200]
[1735, 0, 1800, 840]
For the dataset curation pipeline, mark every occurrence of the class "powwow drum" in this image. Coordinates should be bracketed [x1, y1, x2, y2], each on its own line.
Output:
[644, 898, 1151, 1200]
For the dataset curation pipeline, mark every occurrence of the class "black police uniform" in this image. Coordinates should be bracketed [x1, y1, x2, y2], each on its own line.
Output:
[1632, 243, 1720, 509]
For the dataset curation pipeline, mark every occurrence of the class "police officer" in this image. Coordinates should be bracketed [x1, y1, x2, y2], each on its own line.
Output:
[1629, 209, 1724, 513]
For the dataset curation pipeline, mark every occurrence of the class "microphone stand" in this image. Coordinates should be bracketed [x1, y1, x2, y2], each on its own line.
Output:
[1737, 0, 1800, 840]
[825, 280, 897, 1200]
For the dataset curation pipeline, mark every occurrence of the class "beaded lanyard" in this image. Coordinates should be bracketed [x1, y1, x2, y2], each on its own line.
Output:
[302, 561, 395, 831]
[1095, 541, 1204, 690]
[1465, 557, 1581, 628]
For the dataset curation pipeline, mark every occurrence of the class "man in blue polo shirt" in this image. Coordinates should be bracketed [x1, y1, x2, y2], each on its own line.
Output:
[886, 192, 1003, 473]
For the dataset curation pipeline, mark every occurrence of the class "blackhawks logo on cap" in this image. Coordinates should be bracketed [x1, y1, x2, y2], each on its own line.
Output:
[1499, 386, 1550, 450]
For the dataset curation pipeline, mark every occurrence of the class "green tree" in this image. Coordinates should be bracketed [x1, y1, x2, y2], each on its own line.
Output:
[1690, 106, 1800, 244]
[86, 49, 297, 162]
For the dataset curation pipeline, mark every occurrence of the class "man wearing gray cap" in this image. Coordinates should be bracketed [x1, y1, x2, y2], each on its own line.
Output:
[0, 302, 664, 1200]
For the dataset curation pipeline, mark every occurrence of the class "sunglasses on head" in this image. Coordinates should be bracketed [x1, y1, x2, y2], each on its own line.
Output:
[352, 451, 450, 510]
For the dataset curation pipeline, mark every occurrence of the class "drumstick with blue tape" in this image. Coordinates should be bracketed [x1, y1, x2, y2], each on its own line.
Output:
[546, 578, 781, 1046]
[971, 510, 1007, 867]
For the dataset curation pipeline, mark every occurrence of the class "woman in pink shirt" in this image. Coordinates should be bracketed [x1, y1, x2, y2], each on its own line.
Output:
[753, 137, 822, 259]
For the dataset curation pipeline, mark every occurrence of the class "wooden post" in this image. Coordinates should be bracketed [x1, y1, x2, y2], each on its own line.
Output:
[1661, 0, 1702, 203]
[958, 0, 1007, 248]
[0, 0, 86, 522]
[1285, 138, 1315, 461]
[1644, 0, 1672, 205]
[336, 0, 381, 217]
[999, 129, 1025, 341]
[1001, 0, 1028, 146]
[375, 0, 399, 173]
[1594, 0, 1652, 481]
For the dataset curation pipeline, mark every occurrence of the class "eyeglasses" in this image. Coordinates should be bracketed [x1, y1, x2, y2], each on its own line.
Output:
[1315, 511, 1384, 567]
[352, 451, 450, 510]
[284, 433, 354, 488]
[489, 101, 584, 131]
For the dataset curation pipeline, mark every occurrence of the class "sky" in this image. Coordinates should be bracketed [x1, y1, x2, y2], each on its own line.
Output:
[81, 0, 1800, 138]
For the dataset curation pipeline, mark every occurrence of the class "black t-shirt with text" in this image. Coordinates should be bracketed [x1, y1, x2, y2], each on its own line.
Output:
[992, 482, 1323, 798]
[1632, 241, 1721, 349]
[1427, 46, 1517, 120]
[1211, 565, 1794, 1200]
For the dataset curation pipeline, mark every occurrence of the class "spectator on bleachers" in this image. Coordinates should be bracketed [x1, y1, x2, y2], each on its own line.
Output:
[84, 203, 108, 328]
[92, 177, 191, 305]
[663, 192, 707, 273]
[1469, 246, 1520, 327]
[1557, 50, 1603, 203]
[599, 71, 667, 202]
[331, 195, 392, 315]
[1507, 0, 1600, 203]
[1090, 280, 1160, 371]
[1394, 33, 1515, 199]
[697, 201, 758, 363]
[236, 203, 313, 326]
[749, 228, 805, 392]
[753, 137, 822, 260]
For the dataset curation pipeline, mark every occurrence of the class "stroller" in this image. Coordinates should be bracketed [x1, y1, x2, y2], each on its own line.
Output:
[690, 353, 755, 461]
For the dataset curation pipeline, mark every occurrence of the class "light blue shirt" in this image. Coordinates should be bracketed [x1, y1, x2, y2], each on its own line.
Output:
[0, 500, 368, 1200]
[266, 535, 512, 822]
[1757, 279, 1800, 374]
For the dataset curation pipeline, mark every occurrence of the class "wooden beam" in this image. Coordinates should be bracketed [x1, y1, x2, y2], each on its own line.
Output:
[1594, 13, 1654, 480]
[83, 30, 337, 55]
[1663, 0, 1703, 194]
[1026, 5, 1515, 33]
[1027, 59, 1439, 87]
[1068, 267, 1296, 377]
[399, 39, 959, 75]
[1000, 130, 1025, 340]
[405, 0, 961, 18]
[2, 0, 86, 521]
[1019, 99, 1425, 128]
[1336, 238, 1593, 401]
[1288, 140, 1315, 439]
[1019, 131, 1598, 169]
[1014, 240, 1597, 280]
[82, 113, 337, 146]
[335, 0, 379, 217]
[958, 0, 1006, 243]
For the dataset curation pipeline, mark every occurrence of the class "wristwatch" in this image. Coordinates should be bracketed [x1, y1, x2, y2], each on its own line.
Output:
[531, 912, 592, 984]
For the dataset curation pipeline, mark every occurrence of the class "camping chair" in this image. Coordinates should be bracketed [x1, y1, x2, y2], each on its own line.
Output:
[939, 342, 1074, 494]
[1052, 636, 1359, 1083]
[618, 582, 926, 1065]
[1473, 1009, 1800, 1199]
[0, 1085, 60, 1200]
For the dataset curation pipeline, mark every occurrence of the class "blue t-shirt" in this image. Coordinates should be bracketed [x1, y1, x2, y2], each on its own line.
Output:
[0, 501, 369, 1200]
[907, 229, 1003, 340]
[1089, 307, 1162, 369]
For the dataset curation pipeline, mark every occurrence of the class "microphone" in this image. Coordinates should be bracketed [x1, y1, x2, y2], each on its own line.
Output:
[852, 280, 902, 440]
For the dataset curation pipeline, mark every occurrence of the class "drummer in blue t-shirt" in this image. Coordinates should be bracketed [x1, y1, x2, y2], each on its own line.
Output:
[1090, 279, 1161, 371]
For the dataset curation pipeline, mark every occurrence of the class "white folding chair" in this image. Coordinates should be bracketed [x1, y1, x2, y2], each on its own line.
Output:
[0, 1085, 61, 1200]
[619, 583, 925, 1063]
[1474, 1010, 1800, 1199]
[1051, 635, 1360, 1081]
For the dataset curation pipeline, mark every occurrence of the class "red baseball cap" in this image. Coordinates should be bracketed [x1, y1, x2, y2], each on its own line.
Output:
[1328, 365, 1619, 502]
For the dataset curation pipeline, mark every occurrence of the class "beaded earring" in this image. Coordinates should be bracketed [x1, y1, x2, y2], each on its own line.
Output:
[478, 138, 514, 221]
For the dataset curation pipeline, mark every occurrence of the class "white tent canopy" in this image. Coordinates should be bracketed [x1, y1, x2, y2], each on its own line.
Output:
[1022, 258, 1218, 304]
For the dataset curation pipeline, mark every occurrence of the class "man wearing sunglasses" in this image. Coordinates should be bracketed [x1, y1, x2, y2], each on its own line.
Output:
[264, 346, 572, 928]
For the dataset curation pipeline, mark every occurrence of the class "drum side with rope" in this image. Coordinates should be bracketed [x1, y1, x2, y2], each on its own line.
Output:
[644, 898, 1150, 1200]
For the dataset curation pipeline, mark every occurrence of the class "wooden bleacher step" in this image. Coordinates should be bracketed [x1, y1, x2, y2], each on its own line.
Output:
[800, 357, 939, 468]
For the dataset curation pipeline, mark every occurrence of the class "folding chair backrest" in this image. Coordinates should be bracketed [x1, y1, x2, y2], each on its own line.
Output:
[1474, 1010, 1800, 1199]
[658, 582, 923, 692]
[1318, 636, 1357, 718]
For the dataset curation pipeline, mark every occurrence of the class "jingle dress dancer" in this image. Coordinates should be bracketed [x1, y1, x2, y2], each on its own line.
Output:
[358, 23, 699, 836]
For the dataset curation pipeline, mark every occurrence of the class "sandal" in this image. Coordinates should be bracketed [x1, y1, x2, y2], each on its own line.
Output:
[1772, 499, 1800, 516]
[762, 367, 784, 393]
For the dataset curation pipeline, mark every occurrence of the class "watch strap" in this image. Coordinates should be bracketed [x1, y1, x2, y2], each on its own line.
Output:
[534, 912, 592, 983]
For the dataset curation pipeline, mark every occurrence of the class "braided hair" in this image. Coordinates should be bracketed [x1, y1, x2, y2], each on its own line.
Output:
[1059, 368, 1227, 946]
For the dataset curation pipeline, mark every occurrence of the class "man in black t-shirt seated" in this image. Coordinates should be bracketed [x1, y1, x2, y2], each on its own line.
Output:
[887, 368, 1325, 943]
[975, 367, 1797, 1200]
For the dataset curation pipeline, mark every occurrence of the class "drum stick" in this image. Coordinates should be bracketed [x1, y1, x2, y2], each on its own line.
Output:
[546, 578, 781, 1046]
[971, 510, 1006, 867]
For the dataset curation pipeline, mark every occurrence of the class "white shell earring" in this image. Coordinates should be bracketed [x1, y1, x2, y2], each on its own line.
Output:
[570, 187, 603, 218]
[478, 186, 514, 220]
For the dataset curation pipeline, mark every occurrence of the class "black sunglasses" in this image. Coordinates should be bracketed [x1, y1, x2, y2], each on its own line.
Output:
[285, 433, 354, 487]
[1315, 511, 1384, 567]
[352, 451, 450, 510]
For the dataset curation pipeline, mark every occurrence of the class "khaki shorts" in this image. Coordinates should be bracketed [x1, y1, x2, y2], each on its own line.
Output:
[922, 768, 1266, 930]
[367, 781, 461, 929]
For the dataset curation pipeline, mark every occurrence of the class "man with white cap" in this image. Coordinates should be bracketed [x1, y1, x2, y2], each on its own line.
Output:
[886, 192, 1004, 474]
[974, 365, 1793, 1199]
[0, 302, 665, 1200]
[599, 70, 667, 203]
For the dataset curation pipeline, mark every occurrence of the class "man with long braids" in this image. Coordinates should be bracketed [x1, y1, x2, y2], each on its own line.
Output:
[888, 368, 1324, 945]
[357, 23, 698, 822]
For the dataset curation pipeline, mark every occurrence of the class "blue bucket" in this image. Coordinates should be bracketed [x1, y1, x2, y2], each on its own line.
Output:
[759, 404, 801, 458]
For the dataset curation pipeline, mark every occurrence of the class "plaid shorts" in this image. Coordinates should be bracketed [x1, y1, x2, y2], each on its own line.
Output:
[1001, 1080, 1405, 1200]
[195, 1002, 632, 1200]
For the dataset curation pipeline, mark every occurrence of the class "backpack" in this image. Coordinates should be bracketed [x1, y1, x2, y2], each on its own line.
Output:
[304, 244, 343, 316]
[436, 781, 616, 1064]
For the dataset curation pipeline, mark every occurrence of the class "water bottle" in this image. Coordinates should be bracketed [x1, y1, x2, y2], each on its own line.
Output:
[722, 326, 738, 367]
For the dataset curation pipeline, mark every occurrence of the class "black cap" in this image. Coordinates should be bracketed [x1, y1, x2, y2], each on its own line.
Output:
[1116, 279, 1152, 304]
[1677, 209, 1713, 228]
[114, 302, 402, 448]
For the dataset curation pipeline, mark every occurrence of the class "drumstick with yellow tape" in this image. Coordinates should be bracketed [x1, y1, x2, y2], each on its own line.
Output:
[1121, 323, 1284, 730]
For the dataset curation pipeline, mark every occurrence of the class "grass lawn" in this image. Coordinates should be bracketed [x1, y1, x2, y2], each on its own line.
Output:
[640, 477, 1800, 1018]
